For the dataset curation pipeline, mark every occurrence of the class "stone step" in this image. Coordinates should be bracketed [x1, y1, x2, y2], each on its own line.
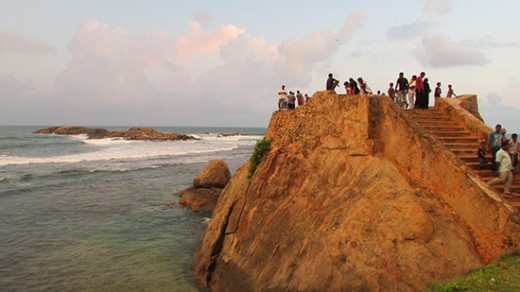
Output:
[452, 148, 485, 155]
[414, 118, 453, 123]
[408, 110, 519, 214]
[458, 155, 493, 163]
[423, 125, 466, 132]
[437, 137, 479, 143]
[430, 131, 472, 138]
[406, 110, 447, 116]
[493, 185, 520, 193]
[445, 143, 479, 150]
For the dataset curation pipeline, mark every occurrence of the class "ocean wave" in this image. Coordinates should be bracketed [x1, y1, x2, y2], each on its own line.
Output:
[0, 139, 241, 166]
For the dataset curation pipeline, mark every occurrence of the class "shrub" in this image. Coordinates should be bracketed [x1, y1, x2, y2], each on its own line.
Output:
[248, 139, 271, 179]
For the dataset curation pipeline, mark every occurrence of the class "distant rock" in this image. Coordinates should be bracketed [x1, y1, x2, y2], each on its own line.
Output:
[33, 126, 197, 141]
[217, 132, 246, 138]
[178, 160, 231, 213]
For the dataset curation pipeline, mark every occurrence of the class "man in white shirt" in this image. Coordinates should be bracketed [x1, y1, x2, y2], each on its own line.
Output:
[488, 141, 514, 194]
[278, 85, 288, 110]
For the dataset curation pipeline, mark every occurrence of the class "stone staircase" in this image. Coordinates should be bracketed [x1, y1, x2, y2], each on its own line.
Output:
[405, 109, 520, 213]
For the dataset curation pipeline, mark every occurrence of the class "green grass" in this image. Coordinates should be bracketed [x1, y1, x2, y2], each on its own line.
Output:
[428, 249, 520, 292]
[248, 138, 271, 179]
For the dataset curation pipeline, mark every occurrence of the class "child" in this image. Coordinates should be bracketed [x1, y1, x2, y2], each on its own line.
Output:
[434, 82, 442, 98]
[446, 84, 457, 98]
[388, 82, 396, 102]
[478, 141, 488, 169]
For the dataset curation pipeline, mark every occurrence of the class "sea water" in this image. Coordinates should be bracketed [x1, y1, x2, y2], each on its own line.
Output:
[0, 126, 264, 291]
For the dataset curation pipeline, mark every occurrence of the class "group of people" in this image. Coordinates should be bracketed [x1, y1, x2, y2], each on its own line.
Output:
[326, 73, 373, 95]
[278, 72, 459, 111]
[324, 72, 458, 110]
[390, 72, 457, 110]
[277, 85, 311, 111]
[480, 124, 519, 195]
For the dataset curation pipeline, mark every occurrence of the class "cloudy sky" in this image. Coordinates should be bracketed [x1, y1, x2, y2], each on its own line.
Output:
[1, 0, 519, 131]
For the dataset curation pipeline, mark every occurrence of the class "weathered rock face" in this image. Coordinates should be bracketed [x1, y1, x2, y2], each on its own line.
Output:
[33, 126, 197, 141]
[178, 160, 231, 213]
[192, 92, 520, 291]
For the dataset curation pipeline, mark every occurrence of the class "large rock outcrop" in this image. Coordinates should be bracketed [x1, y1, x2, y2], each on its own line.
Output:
[178, 160, 231, 213]
[192, 92, 520, 291]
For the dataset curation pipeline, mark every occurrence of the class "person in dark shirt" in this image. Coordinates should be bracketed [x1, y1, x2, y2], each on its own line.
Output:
[326, 73, 339, 91]
[434, 82, 442, 98]
[423, 78, 431, 109]
[395, 72, 408, 108]
[478, 141, 488, 169]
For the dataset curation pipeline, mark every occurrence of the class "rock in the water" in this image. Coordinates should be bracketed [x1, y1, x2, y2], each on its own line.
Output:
[193, 160, 231, 188]
[178, 160, 231, 213]
[178, 186, 222, 213]
[33, 126, 197, 141]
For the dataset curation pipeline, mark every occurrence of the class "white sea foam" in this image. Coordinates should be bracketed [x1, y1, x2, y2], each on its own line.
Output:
[0, 134, 254, 166]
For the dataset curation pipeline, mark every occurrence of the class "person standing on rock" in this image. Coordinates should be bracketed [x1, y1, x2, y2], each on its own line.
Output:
[326, 73, 339, 91]
[407, 75, 417, 109]
[446, 84, 457, 98]
[395, 72, 408, 108]
[423, 78, 431, 109]
[488, 141, 514, 195]
[357, 77, 372, 95]
[349, 78, 360, 95]
[434, 82, 442, 98]
[415, 72, 425, 109]
[296, 90, 304, 107]
[278, 85, 288, 110]
[489, 124, 505, 171]
[287, 91, 296, 110]
[388, 83, 396, 101]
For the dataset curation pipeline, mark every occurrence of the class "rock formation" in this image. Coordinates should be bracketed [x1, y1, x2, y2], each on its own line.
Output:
[33, 126, 197, 141]
[178, 160, 231, 213]
[192, 92, 520, 291]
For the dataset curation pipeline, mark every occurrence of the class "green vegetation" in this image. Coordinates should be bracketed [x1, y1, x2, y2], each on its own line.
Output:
[428, 249, 520, 292]
[248, 138, 271, 179]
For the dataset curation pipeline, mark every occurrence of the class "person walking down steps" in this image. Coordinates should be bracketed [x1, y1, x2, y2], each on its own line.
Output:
[488, 141, 514, 195]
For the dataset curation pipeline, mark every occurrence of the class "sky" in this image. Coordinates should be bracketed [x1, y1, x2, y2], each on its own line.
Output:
[0, 0, 519, 131]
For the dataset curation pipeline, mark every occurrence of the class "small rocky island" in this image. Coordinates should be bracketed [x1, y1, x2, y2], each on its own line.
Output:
[33, 126, 198, 141]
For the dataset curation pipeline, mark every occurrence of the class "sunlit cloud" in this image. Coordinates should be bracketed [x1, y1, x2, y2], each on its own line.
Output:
[0, 32, 56, 55]
[175, 21, 245, 59]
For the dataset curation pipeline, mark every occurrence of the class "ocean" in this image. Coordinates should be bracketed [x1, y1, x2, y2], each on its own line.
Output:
[0, 126, 265, 291]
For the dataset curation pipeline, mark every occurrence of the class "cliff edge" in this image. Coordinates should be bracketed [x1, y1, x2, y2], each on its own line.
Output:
[192, 92, 520, 291]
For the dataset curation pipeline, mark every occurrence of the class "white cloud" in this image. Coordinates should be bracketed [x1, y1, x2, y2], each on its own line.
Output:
[419, 0, 454, 15]
[278, 9, 365, 83]
[0, 32, 56, 55]
[387, 21, 435, 40]
[415, 34, 488, 68]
